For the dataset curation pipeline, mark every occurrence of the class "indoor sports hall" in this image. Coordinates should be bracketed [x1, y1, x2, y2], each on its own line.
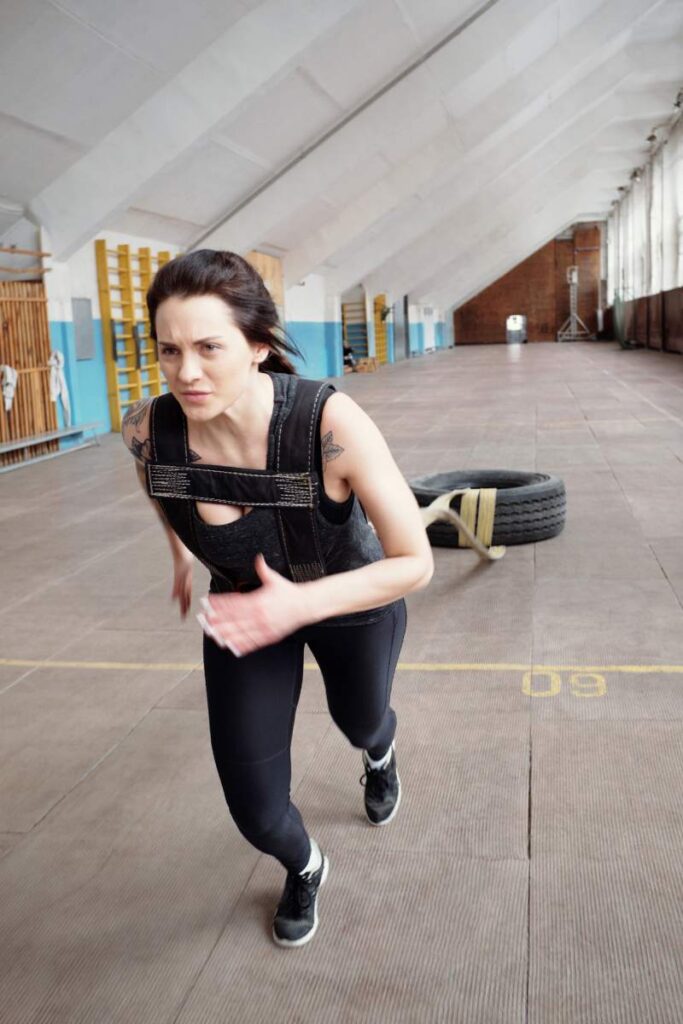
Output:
[2, 2, 683, 1021]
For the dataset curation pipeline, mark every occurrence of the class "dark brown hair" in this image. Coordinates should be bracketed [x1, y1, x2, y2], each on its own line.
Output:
[146, 249, 302, 375]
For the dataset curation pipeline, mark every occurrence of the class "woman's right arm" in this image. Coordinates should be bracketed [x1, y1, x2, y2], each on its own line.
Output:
[121, 399, 195, 572]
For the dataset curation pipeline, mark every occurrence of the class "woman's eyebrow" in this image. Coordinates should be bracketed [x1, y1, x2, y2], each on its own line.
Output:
[157, 336, 224, 345]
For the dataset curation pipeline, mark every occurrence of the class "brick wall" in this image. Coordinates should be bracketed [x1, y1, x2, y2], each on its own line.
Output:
[453, 224, 601, 344]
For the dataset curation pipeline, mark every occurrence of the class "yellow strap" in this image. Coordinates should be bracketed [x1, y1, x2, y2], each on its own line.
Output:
[458, 489, 479, 548]
[476, 488, 497, 546]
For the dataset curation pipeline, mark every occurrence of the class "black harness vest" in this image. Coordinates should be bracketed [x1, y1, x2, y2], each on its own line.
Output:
[145, 374, 336, 589]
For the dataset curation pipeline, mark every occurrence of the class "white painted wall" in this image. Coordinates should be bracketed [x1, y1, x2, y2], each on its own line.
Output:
[444, 305, 456, 346]
[284, 272, 327, 322]
[422, 304, 436, 350]
[42, 227, 181, 322]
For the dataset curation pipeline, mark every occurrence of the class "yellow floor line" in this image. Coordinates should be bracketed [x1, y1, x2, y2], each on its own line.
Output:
[3, 657, 683, 675]
[0, 658, 202, 671]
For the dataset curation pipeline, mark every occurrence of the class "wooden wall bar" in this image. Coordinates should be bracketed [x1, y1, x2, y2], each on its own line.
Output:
[0, 280, 58, 467]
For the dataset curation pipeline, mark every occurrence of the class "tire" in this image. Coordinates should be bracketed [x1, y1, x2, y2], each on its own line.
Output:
[410, 470, 566, 548]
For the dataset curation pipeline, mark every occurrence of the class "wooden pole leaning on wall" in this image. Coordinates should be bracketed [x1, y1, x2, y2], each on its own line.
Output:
[0, 245, 52, 258]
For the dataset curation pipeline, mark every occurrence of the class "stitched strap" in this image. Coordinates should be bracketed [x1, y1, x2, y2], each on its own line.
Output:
[276, 377, 335, 472]
[275, 377, 336, 581]
[146, 463, 315, 507]
[150, 392, 185, 462]
[147, 378, 337, 583]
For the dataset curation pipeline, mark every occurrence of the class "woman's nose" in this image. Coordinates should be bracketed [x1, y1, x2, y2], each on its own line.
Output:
[177, 357, 202, 382]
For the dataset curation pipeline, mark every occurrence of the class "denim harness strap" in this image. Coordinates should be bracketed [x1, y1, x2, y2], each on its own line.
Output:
[146, 375, 334, 584]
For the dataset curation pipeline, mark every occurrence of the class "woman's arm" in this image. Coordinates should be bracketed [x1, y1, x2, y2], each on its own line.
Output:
[121, 399, 194, 566]
[297, 391, 434, 622]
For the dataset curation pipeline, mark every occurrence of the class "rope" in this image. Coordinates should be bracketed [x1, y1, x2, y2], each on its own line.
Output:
[420, 486, 505, 561]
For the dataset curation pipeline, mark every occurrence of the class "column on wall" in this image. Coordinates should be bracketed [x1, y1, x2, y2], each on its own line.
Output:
[284, 273, 341, 379]
[408, 303, 424, 355]
[42, 226, 84, 440]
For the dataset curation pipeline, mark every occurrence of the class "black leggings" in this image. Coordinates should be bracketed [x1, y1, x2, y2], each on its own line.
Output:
[203, 599, 407, 873]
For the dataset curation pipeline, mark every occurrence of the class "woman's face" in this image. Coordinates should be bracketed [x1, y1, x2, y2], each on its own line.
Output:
[155, 294, 268, 419]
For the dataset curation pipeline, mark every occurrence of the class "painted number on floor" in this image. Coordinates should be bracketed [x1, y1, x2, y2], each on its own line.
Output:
[522, 671, 607, 698]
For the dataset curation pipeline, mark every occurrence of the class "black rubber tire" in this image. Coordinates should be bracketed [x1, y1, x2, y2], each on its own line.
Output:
[410, 470, 566, 548]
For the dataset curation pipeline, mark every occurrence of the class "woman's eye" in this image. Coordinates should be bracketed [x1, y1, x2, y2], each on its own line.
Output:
[158, 345, 219, 355]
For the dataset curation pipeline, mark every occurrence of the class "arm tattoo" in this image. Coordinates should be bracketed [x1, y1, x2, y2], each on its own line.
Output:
[129, 437, 153, 462]
[122, 398, 152, 430]
[321, 430, 345, 467]
[122, 399, 153, 464]
[187, 448, 202, 463]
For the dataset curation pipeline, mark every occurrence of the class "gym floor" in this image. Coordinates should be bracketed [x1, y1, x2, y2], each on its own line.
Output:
[2, 340, 683, 1022]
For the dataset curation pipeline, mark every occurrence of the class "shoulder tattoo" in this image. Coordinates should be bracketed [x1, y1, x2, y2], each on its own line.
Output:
[321, 430, 345, 467]
[122, 398, 153, 463]
[187, 448, 202, 463]
[122, 398, 152, 431]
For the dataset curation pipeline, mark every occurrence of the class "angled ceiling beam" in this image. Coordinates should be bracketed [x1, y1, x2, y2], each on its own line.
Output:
[28, 0, 363, 259]
[287, 0, 670, 289]
[378, 87, 673, 300]
[425, 176, 614, 309]
[191, 0, 505, 251]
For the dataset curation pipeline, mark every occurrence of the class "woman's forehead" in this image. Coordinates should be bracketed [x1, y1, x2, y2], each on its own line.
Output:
[156, 295, 239, 335]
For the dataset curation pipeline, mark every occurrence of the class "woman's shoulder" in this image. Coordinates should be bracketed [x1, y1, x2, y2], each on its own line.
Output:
[121, 397, 154, 463]
[319, 389, 367, 436]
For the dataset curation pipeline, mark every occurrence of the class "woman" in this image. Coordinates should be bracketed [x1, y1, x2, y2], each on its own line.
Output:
[122, 250, 433, 948]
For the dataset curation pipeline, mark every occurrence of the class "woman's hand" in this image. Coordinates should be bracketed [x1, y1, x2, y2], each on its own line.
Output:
[197, 554, 312, 656]
[171, 550, 194, 619]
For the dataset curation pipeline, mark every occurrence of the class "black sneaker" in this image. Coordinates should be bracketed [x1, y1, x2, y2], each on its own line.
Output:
[360, 741, 401, 826]
[272, 853, 329, 948]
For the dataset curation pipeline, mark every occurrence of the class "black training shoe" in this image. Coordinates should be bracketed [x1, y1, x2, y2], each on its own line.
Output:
[272, 853, 329, 948]
[360, 741, 401, 826]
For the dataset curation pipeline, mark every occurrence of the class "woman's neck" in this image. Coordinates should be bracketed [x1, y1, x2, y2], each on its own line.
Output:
[191, 370, 274, 453]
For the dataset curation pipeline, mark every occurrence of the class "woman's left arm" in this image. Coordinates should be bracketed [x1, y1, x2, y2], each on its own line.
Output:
[202, 392, 434, 654]
[297, 391, 434, 622]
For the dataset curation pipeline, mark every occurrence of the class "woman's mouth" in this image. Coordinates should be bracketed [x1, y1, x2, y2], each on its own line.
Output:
[182, 391, 211, 401]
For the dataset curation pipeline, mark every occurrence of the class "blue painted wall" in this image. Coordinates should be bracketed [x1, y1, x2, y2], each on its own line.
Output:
[409, 321, 424, 355]
[286, 321, 342, 379]
[435, 322, 445, 348]
[49, 319, 110, 449]
[386, 321, 395, 363]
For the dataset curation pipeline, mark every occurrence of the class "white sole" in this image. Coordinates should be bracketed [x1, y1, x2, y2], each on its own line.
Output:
[366, 771, 402, 826]
[272, 855, 329, 949]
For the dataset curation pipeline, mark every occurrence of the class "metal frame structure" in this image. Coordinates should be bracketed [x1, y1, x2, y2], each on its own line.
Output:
[557, 265, 594, 342]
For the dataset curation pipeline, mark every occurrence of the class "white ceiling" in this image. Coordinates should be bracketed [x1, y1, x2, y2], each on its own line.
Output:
[1, 0, 680, 309]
